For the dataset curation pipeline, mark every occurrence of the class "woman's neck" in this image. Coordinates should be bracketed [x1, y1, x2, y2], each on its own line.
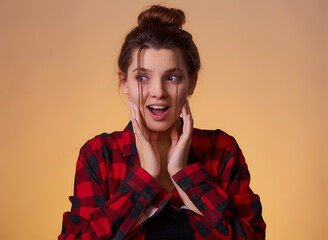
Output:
[156, 130, 171, 152]
[154, 119, 182, 191]
[155, 119, 182, 152]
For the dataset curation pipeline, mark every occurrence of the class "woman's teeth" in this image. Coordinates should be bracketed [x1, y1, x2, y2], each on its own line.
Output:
[148, 105, 169, 115]
[149, 105, 167, 109]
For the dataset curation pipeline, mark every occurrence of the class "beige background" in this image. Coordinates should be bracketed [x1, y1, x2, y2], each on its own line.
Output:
[1, 0, 327, 239]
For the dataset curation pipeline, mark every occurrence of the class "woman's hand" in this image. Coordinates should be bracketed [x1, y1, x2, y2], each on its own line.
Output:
[129, 102, 161, 178]
[167, 101, 201, 214]
[167, 100, 193, 176]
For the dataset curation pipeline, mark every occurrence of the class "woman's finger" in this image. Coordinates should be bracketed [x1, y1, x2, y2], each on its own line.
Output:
[131, 117, 147, 142]
[131, 108, 160, 178]
[129, 103, 147, 143]
[181, 101, 193, 139]
[129, 101, 135, 119]
[133, 103, 149, 141]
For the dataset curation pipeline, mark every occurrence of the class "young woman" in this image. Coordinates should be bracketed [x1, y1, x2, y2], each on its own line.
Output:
[59, 5, 266, 240]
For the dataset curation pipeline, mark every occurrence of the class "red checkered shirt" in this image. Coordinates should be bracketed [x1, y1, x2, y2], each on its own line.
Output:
[59, 122, 266, 240]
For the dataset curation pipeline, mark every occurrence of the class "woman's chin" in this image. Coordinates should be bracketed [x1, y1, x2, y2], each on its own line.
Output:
[145, 118, 176, 133]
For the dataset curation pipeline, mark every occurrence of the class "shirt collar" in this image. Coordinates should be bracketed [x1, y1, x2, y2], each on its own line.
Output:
[122, 121, 138, 157]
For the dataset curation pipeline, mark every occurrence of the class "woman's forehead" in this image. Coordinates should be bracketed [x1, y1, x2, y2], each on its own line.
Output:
[129, 47, 187, 72]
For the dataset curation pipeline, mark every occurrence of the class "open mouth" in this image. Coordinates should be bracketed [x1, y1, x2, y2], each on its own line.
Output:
[147, 105, 169, 115]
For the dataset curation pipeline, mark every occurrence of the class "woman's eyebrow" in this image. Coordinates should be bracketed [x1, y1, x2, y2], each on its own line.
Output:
[132, 67, 184, 73]
[132, 67, 151, 73]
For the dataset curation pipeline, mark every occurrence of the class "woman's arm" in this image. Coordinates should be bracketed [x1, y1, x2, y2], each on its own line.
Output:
[166, 101, 265, 239]
[59, 139, 169, 240]
[167, 101, 202, 214]
[172, 137, 266, 240]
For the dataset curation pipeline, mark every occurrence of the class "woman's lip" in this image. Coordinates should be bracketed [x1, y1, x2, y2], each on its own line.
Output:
[147, 106, 170, 121]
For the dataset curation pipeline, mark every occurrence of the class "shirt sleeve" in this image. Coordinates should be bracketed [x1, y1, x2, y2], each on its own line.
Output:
[59, 142, 169, 240]
[172, 137, 266, 240]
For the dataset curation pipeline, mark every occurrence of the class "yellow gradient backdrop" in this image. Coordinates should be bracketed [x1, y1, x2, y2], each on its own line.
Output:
[1, 0, 327, 239]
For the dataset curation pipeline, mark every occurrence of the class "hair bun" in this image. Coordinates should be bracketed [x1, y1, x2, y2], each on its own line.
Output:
[138, 5, 186, 29]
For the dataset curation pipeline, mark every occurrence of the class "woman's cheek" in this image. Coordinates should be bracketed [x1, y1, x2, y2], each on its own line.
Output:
[175, 101, 185, 117]
[177, 92, 188, 108]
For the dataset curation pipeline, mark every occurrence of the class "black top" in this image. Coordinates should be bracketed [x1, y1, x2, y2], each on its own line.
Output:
[145, 204, 196, 240]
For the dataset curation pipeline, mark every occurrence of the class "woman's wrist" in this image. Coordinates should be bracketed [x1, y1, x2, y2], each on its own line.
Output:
[168, 164, 185, 177]
[143, 164, 161, 179]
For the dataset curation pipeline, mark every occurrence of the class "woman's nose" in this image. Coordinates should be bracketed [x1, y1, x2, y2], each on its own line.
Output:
[149, 79, 168, 98]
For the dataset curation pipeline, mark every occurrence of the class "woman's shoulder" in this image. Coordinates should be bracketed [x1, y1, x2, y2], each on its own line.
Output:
[192, 126, 239, 150]
[79, 129, 126, 156]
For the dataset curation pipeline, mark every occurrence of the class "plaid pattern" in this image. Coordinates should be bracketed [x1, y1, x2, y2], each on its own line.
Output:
[59, 122, 265, 240]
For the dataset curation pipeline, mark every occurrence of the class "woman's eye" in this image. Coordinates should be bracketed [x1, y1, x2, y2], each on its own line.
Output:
[137, 75, 147, 81]
[167, 75, 178, 81]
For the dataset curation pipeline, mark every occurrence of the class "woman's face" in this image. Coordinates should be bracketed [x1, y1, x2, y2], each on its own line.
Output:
[120, 48, 197, 132]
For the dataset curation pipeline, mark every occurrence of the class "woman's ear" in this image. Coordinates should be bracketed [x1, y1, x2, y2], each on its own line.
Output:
[188, 74, 198, 95]
[119, 72, 129, 94]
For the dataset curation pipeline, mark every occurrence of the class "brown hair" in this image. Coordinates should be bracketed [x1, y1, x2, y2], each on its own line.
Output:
[118, 5, 201, 79]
